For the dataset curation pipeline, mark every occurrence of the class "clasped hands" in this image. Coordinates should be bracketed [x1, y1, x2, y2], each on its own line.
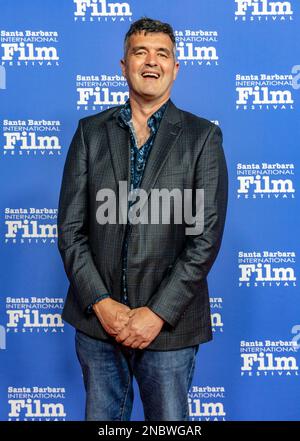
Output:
[92, 298, 164, 350]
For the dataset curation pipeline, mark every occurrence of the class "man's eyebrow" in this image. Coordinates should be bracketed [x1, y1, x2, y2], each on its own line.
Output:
[131, 46, 171, 55]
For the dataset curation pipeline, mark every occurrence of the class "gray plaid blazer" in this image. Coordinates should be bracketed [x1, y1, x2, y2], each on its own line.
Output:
[57, 99, 228, 350]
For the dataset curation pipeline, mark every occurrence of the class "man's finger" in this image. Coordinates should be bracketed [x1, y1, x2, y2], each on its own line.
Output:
[129, 340, 141, 349]
[115, 328, 130, 343]
[122, 337, 139, 347]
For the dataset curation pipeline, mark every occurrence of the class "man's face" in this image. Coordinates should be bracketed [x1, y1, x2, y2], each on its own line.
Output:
[121, 31, 179, 102]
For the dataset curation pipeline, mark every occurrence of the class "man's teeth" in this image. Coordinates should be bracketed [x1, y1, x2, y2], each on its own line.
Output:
[142, 73, 159, 78]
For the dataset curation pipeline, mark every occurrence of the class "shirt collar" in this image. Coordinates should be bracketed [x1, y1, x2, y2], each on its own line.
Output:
[117, 98, 169, 133]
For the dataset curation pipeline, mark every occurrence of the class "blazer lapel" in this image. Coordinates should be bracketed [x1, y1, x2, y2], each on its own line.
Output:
[139, 99, 182, 190]
[105, 117, 131, 193]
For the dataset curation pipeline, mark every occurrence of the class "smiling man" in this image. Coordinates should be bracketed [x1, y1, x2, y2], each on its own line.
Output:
[58, 17, 228, 421]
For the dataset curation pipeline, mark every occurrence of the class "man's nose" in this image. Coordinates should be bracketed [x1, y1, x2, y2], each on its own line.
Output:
[145, 52, 158, 66]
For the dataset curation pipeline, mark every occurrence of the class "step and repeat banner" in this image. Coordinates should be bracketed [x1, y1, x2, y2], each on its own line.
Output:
[0, 0, 299, 421]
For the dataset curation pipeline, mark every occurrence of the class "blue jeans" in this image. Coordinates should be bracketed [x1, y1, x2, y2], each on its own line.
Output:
[75, 329, 199, 421]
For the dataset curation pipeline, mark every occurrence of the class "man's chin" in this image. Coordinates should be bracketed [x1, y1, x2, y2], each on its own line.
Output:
[138, 89, 162, 99]
[129, 87, 167, 102]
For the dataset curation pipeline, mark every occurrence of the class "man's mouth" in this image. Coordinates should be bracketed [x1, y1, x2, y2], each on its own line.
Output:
[141, 71, 160, 79]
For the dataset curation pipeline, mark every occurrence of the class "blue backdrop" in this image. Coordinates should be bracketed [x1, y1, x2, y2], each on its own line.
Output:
[0, 0, 299, 421]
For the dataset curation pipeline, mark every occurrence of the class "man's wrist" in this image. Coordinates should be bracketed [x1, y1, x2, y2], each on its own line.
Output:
[146, 306, 165, 325]
[86, 294, 111, 314]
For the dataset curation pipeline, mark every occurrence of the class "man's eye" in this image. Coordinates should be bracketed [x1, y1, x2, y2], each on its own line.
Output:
[158, 53, 168, 58]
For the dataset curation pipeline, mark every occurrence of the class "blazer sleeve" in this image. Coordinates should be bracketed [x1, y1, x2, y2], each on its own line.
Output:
[147, 124, 228, 328]
[57, 120, 109, 313]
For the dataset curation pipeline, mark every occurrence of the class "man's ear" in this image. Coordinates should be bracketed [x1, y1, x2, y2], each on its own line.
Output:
[173, 61, 180, 80]
[120, 58, 126, 76]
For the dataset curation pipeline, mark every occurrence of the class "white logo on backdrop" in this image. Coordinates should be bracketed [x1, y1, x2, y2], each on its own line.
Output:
[4, 208, 57, 244]
[240, 339, 299, 376]
[235, 0, 293, 21]
[238, 251, 296, 287]
[174, 30, 219, 66]
[237, 163, 295, 199]
[235, 73, 295, 110]
[1, 31, 59, 66]
[6, 297, 64, 333]
[1, 120, 61, 156]
[76, 74, 128, 110]
[188, 386, 226, 421]
[74, 0, 132, 22]
[8, 386, 66, 421]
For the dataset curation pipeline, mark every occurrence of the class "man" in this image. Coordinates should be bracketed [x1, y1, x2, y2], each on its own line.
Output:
[57, 17, 228, 421]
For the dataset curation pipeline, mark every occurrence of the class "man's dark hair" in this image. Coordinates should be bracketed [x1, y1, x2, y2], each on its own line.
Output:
[123, 17, 177, 59]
